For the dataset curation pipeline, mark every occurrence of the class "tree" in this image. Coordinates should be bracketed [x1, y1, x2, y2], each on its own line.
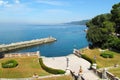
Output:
[102, 21, 115, 34]
[86, 14, 115, 48]
[111, 2, 120, 34]
[86, 2, 120, 50]
[86, 14, 112, 28]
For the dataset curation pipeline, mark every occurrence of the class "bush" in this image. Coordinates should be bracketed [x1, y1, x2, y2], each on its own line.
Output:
[2, 60, 18, 68]
[81, 54, 96, 64]
[100, 52, 114, 58]
[39, 58, 65, 74]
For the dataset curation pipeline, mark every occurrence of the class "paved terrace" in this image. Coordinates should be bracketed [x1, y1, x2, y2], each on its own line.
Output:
[42, 54, 100, 80]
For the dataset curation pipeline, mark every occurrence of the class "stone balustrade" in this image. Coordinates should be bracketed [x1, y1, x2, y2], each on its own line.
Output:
[4, 51, 40, 58]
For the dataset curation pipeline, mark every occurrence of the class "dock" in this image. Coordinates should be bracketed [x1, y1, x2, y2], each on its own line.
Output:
[0, 37, 56, 52]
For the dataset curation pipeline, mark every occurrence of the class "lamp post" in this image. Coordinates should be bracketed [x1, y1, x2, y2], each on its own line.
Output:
[66, 57, 69, 68]
[65, 57, 70, 75]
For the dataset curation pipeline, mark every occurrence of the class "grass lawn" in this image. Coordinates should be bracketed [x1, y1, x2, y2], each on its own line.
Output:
[109, 67, 120, 78]
[36, 75, 73, 80]
[82, 48, 120, 68]
[0, 56, 50, 78]
[82, 48, 120, 78]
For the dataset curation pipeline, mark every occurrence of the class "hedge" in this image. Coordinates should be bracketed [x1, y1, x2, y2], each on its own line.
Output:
[81, 54, 96, 64]
[2, 60, 18, 68]
[100, 52, 114, 58]
[39, 58, 65, 74]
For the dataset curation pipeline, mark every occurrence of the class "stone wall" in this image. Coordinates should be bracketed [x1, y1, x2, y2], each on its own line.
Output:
[92, 67, 120, 80]
[4, 51, 40, 58]
[106, 72, 119, 80]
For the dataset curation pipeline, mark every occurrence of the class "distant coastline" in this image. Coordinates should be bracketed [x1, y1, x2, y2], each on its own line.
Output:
[64, 20, 89, 25]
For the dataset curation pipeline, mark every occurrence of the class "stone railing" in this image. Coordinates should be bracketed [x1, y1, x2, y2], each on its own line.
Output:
[73, 49, 82, 57]
[0, 78, 32, 80]
[0, 71, 71, 80]
[73, 49, 120, 80]
[106, 71, 119, 80]
[92, 67, 120, 80]
[4, 51, 40, 58]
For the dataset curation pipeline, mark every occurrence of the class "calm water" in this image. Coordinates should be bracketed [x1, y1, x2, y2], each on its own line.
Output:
[0, 24, 88, 57]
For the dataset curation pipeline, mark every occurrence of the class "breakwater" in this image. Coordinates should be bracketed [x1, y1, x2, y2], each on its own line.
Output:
[0, 37, 56, 52]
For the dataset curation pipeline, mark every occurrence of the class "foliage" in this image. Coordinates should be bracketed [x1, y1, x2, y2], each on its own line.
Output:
[104, 36, 120, 49]
[82, 49, 120, 67]
[86, 2, 120, 50]
[68, 20, 89, 25]
[86, 13, 115, 47]
[2, 60, 18, 68]
[0, 56, 50, 78]
[86, 14, 112, 28]
[111, 2, 120, 34]
[100, 52, 114, 58]
[39, 58, 65, 74]
[81, 54, 96, 64]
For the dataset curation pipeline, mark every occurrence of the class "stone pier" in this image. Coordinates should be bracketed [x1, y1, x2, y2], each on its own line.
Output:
[0, 37, 56, 52]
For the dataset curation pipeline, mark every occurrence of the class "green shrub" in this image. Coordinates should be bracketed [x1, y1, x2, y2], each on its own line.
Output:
[39, 58, 65, 74]
[81, 54, 96, 64]
[100, 52, 114, 58]
[2, 60, 18, 68]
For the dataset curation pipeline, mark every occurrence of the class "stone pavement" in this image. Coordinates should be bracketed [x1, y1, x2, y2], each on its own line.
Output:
[42, 54, 100, 80]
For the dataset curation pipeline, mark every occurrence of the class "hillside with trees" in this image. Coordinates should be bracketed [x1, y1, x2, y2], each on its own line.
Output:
[66, 20, 89, 25]
[86, 2, 120, 50]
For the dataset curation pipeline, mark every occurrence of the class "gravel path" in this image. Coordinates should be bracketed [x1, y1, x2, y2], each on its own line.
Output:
[42, 54, 100, 80]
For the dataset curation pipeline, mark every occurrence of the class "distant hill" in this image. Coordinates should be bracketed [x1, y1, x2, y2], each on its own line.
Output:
[66, 20, 89, 25]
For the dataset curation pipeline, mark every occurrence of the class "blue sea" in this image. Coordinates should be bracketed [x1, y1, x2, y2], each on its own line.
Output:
[0, 24, 88, 57]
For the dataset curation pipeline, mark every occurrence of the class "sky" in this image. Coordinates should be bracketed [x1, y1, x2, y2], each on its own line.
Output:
[0, 0, 120, 24]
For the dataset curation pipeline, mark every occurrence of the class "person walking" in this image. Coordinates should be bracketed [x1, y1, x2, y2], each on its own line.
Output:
[78, 66, 84, 80]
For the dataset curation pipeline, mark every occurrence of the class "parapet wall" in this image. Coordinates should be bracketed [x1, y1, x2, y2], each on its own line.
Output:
[4, 51, 40, 58]
[92, 68, 120, 80]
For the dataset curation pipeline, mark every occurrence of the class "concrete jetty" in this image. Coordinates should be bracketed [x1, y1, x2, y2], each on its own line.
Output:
[0, 37, 56, 52]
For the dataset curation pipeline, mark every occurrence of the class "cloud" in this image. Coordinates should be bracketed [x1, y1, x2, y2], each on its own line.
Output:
[0, 0, 32, 15]
[0, 0, 21, 8]
[0, 0, 18, 8]
[15, 0, 20, 4]
[0, 0, 10, 7]
[36, 0, 67, 6]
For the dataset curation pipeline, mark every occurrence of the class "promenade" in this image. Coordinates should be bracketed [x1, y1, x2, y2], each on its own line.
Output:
[0, 37, 56, 52]
[42, 54, 100, 80]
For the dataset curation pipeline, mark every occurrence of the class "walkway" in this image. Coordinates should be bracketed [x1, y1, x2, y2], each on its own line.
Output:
[0, 54, 100, 80]
[42, 54, 100, 80]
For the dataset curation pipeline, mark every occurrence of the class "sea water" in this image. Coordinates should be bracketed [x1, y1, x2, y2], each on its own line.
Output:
[0, 24, 88, 57]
